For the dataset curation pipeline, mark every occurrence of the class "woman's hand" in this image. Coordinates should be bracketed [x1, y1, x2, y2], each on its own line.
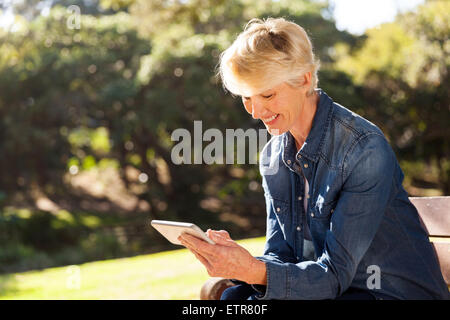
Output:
[178, 230, 267, 285]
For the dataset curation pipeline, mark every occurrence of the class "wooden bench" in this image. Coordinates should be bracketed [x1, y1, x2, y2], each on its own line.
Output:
[200, 196, 450, 299]
[410, 197, 450, 287]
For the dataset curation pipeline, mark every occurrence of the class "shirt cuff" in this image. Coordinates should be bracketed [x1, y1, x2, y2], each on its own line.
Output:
[254, 260, 289, 300]
[255, 255, 285, 264]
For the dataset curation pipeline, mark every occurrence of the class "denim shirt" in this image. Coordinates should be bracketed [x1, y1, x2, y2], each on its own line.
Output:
[255, 89, 450, 300]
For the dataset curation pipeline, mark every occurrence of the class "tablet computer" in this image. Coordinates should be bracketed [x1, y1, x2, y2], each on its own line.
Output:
[150, 220, 215, 245]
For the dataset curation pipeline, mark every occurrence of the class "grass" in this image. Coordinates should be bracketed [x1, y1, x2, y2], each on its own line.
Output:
[0, 237, 265, 300]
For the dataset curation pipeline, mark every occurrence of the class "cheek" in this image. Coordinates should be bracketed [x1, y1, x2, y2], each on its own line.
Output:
[243, 100, 252, 114]
[270, 100, 286, 117]
[279, 97, 298, 117]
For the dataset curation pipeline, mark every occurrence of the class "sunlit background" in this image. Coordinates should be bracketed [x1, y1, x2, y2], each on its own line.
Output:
[0, 0, 447, 299]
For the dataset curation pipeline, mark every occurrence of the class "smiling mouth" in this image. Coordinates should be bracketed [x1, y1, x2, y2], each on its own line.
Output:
[262, 114, 279, 124]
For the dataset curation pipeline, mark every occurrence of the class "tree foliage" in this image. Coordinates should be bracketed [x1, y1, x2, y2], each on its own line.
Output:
[334, 0, 450, 192]
[0, 8, 150, 195]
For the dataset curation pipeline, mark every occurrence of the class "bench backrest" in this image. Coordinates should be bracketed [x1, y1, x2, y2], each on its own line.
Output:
[409, 196, 450, 286]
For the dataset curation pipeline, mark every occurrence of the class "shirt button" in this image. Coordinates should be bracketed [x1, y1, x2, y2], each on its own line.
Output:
[331, 209, 334, 213]
[304, 163, 308, 168]
[311, 212, 314, 217]
[296, 226, 301, 231]
[297, 155, 302, 159]
[287, 160, 291, 165]
[298, 196, 302, 201]
[276, 207, 281, 212]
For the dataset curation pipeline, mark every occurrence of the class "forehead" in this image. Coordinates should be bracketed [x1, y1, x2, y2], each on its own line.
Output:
[238, 81, 286, 97]
[243, 82, 287, 97]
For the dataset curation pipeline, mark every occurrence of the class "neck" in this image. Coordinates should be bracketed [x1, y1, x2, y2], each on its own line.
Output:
[290, 91, 319, 151]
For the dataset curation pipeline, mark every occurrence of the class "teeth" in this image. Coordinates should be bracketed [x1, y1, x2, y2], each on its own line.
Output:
[262, 114, 278, 122]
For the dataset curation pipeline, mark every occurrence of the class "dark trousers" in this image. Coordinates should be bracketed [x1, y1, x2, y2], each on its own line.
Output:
[220, 283, 380, 300]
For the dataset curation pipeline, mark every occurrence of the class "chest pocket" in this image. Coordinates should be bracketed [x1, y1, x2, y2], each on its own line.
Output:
[312, 200, 337, 220]
[270, 197, 289, 226]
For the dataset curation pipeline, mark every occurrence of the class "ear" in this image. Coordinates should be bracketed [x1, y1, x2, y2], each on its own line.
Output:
[297, 71, 312, 95]
[301, 72, 312, 87]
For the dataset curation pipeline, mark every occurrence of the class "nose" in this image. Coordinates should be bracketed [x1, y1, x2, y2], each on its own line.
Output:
[250, 99, 265, 120]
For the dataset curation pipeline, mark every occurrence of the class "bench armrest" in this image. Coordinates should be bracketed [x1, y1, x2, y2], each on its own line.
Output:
[200, 277, 236, 300]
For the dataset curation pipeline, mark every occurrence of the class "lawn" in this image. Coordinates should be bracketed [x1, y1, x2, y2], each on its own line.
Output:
[0, 237, 265, 300]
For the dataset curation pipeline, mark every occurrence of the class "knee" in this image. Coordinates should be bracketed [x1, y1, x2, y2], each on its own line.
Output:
[220, 285, 241, 300]
[220, 284, 255, 300]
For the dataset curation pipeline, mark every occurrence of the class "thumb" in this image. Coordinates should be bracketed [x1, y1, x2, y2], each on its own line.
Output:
[216, 230, 231, 240]
[209, 230, 236, 247]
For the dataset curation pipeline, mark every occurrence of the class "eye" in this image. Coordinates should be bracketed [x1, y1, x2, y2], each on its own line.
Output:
[262, 94, 273, 99]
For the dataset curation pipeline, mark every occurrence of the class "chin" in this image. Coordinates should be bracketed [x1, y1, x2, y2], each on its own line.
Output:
[267, 126, 286, 136]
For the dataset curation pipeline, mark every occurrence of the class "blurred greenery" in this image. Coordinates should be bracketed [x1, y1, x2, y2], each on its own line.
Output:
[0, 0, 448, 284]
[333, 0, 450, 194]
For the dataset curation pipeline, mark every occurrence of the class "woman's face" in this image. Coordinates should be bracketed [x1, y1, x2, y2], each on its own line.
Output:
[241, 81, 306, 136]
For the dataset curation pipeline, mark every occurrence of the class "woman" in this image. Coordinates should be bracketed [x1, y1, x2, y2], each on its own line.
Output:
[178, 17, 449, 300]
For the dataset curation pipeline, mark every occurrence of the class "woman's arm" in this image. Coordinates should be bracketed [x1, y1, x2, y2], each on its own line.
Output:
[259, 133, 397, 299]
[178, 173, 297, 287]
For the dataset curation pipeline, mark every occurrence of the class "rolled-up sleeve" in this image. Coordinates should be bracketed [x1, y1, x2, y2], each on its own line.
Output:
[258, 133, 397, 300]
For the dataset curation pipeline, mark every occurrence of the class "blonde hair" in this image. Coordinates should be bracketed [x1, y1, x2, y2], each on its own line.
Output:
[217, 17, 320, 97]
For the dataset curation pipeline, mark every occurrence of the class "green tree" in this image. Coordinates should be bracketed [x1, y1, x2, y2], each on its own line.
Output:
[334, 0, 450, 194]
[0, 8, 150, 198]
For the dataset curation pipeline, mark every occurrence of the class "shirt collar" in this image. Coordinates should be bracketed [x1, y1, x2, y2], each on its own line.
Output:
[282, 89, 333, 166]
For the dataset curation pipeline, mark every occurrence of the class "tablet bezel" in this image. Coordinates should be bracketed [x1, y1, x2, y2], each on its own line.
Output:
[150, 220, 215, 245]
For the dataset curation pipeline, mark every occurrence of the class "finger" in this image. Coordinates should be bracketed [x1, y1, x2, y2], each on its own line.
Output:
[217, 230, 231, 239]
[209, 231, 237, 247]
[178, 235, 193, 248]
[182, 241, 213, 270]
[182, 233, 217, 255]
[209, 232, 232, 246]
[180, 237, 198, 251]
[190, 248, 212, 270]
[209, 229, 232, 241]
